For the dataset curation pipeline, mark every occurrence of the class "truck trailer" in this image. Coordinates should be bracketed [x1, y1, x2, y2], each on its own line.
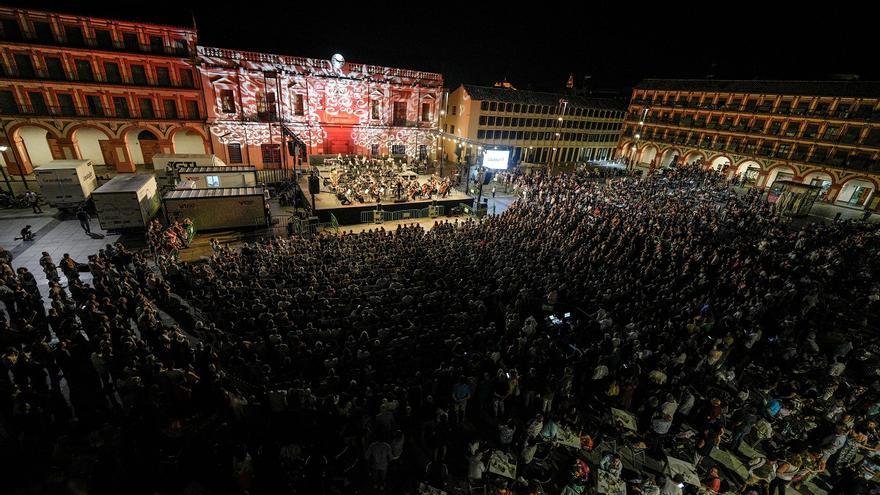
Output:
[153, 154, 227, 187]
[176, 166, 258, 188]
[152, 154, 226, 172]
[163, 187, 266, 230]
[91, 174, 160, 230]
[34, 159, 98, 209]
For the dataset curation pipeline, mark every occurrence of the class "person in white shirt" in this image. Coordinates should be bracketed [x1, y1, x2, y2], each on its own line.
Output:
[660, 393, 679, 417]
[829, 357, 846, 377]
[466, 452, 487, 481]
[636, 475, 661, 495]
[599, 452, 622, 479]
[660, 474, 684, 495]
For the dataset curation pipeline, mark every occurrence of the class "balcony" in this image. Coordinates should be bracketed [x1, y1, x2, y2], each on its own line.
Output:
[0, 32, 192, 58]
[828, 154, 846, 167]
[0, 67, 198, 90]
[769, 150, 790, 159]
[1, 102, 204, 121]
[807, 153, 830, 164]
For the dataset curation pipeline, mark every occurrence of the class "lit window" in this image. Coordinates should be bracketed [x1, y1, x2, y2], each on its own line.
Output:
[206, 175, 220, 187]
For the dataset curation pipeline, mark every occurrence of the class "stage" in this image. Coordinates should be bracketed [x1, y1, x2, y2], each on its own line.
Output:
[299, 169, 472, 225]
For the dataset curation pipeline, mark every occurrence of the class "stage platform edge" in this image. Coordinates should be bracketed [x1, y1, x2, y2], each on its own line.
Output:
[313, 197, 470, 225]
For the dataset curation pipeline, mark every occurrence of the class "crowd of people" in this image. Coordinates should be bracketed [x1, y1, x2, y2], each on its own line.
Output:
[147, 218, 195, 258]
[1, 163, 879, 495]
[324, 156, 453, 204]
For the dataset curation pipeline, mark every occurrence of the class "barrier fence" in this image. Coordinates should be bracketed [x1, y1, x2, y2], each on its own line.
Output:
[270, 213, 339, 236]
[257, 168, 297, 185]
[359, 205, 445, 224]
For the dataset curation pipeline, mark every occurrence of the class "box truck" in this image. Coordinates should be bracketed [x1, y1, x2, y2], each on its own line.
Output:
[34, 159, 98, 209]
[154, 154, 227, 187]
[163, 187, 266, 230]
[152, 154, 226, 172]
[91, 174, 160, 230]
[176, 166, 258, 188]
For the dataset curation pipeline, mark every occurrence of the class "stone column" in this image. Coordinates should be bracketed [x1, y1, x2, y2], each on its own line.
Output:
[5, 134, 33, 175]
[825, 183, 842, 203]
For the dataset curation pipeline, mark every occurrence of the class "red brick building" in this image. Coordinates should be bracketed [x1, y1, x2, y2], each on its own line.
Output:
[0, 7, 209, 174]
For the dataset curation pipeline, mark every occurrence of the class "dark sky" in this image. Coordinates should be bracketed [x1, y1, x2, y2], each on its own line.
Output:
[9, 0, 876, 94]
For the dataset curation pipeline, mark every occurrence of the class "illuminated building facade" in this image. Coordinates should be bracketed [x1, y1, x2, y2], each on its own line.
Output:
[620, 79, 880, 210]
[439, 84, 626, 166]
[198, 47, 443, 169]
[0, 7, 208, 174]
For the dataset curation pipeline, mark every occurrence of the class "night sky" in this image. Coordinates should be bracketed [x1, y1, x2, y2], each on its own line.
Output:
[8, 0, 876, 95]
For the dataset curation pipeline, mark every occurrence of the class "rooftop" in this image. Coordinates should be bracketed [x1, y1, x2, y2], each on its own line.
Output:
[164, 187, 264, 200]
[0, 6, 197, 31]
[93, 174, 156, 194]
[634, 79, 880, 98]
[177, 166, 257, 174]
[460, 85, 626, 112]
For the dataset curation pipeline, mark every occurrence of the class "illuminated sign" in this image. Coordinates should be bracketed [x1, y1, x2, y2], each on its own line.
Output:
[483, 149, 510, 170]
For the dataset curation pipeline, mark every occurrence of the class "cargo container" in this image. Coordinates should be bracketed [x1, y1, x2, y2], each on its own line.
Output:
[34, 159, 98, 209]
[153, 154, 227, 187]
[91, 174, 160, 230]
[175, 180, 198, 190]
[176, 166, 258, 188]
[163, 187, 266, 230]
[152, 154, 226, 172]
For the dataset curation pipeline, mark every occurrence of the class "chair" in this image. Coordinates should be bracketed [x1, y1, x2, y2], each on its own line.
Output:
[468, 479, 486, 495]
[627, 443, 648, 468]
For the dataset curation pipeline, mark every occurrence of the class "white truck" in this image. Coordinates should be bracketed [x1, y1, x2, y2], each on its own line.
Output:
[163, 187, 266, 230]
[176, 166, 258, 188]
[91, 174, 160, 230]
[153, 154, 227, 187]
[34, 159, 98, 209]
[152, 153, 226, 172]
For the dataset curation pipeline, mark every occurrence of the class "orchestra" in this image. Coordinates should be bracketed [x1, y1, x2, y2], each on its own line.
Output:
[321, 155, 453, 204]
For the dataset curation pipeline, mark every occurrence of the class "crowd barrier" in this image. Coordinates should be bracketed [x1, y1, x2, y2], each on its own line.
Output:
[358, 205, 444, 224]
[271, 213, 339, 236]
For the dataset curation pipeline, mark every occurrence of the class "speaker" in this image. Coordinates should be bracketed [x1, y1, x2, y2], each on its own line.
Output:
[483, 171, 493, 184]
[308, 175, 320, 195]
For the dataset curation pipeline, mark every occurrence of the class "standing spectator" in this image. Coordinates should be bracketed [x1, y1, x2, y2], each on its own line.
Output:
[39, 252, 60, 283]
[60, 253, 79, 284]
[769, 456, 801, 495]
[452, 375, 472, 423]
[76, 205, 91, 234]
[365, 438, 393, 489]
[26, 190, 41, 213]
[695, 427, 723, 468]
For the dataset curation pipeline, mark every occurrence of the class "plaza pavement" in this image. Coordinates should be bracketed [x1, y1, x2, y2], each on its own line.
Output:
[0, 206, 121, 301]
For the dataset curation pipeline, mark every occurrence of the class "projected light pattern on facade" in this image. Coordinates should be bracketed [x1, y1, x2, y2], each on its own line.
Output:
[199, 47, 442, 166]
